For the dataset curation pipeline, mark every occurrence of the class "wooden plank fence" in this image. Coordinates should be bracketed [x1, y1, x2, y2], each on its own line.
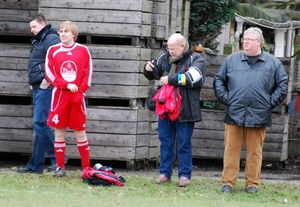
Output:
[0, 0, 292, 169]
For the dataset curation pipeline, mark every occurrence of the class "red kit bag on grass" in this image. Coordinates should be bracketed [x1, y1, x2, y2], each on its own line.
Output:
[81, 163, 125, 187]
[152, 84, 181, 121]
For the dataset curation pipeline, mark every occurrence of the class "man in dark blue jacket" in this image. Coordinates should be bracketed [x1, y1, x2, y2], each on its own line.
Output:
[17, 14, 67, 174]
[214, 27, 288, 194]
[144, 33, 205, 187]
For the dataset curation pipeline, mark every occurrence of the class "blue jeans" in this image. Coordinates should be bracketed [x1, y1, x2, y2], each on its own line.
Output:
[26, 87, 56, 171]
[158, 116, 194, 180]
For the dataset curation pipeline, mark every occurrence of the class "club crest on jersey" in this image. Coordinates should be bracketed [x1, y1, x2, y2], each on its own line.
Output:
[61, 61, 77, 82]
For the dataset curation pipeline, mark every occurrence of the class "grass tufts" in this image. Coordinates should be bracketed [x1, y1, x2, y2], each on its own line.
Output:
[0, 170, 299, 207]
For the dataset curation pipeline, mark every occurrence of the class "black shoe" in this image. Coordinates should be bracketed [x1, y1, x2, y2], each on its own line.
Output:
[47, 160, 68, 172]
[246, 186, 258, 194]
[53, 167, 66, 177]
[17, 167, 43, 174]
[221, 185, 232, 193]
[47, 164, 58, 172]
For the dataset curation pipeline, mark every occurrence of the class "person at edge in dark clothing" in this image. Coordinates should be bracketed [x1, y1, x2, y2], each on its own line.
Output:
[17, 14, 67, 174]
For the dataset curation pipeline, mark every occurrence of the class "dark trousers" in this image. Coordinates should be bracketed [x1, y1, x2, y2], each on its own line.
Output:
[26, 87, 56, 171]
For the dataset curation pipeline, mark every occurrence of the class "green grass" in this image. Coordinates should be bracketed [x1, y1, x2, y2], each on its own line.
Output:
[0, 170, 299, 207]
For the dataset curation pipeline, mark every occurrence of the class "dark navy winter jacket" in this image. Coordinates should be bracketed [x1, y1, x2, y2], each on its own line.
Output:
[213, 50, 288, 127]
[27, 24, 60, 86]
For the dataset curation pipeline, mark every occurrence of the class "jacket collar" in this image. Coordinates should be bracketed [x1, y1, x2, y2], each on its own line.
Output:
[240, 50, 268, 62]
[164, 43, 193, 63]
[31, 24, 58, 45]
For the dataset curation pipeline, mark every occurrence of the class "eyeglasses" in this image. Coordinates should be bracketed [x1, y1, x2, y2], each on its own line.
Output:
[166, 46, 179, 52]
[242, 38, 258, 43]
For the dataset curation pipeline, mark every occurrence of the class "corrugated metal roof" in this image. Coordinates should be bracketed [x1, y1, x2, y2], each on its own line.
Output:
[238, 3, 300, 22]
[236, 3, 300, 29]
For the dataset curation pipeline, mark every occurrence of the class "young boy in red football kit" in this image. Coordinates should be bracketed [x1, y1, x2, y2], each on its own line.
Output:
[45, 21, 93, 177]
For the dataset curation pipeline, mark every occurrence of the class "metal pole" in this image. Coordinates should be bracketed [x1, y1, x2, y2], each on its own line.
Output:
[235, 16, 244, 52]
[286, 21, 294, 57]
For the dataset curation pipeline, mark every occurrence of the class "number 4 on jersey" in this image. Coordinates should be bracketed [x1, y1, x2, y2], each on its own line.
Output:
[52, 114, 59, 124]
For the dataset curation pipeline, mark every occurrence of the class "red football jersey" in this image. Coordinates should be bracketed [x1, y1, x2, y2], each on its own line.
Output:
[45, 42, 92, 92]
[45, 42, 93, 130]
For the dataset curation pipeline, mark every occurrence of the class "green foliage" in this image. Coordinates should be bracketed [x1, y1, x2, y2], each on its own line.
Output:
[189, 0, 239, 52]
[263, 40, 270, 53]
[294, 44, 300, 63]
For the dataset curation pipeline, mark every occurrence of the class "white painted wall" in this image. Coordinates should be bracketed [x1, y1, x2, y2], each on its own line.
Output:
[216, 22, 231, 54]
[274, 29, 286, 57]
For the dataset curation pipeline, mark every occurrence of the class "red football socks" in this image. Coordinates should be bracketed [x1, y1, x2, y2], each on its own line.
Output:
[54, 141, 66, 168]
[77, 140, 90, 169]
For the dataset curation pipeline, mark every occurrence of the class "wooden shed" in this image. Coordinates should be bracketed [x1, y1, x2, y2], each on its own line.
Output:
[0, 0, 291, 169]
[0, 0, 190, 168]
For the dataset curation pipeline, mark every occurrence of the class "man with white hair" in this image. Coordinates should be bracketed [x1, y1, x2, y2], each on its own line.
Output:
[214, 27, 288, 193]
[144, 33, 206, 187]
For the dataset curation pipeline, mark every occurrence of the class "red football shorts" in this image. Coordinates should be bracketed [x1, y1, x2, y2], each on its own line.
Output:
[48, 88, 87, 130]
